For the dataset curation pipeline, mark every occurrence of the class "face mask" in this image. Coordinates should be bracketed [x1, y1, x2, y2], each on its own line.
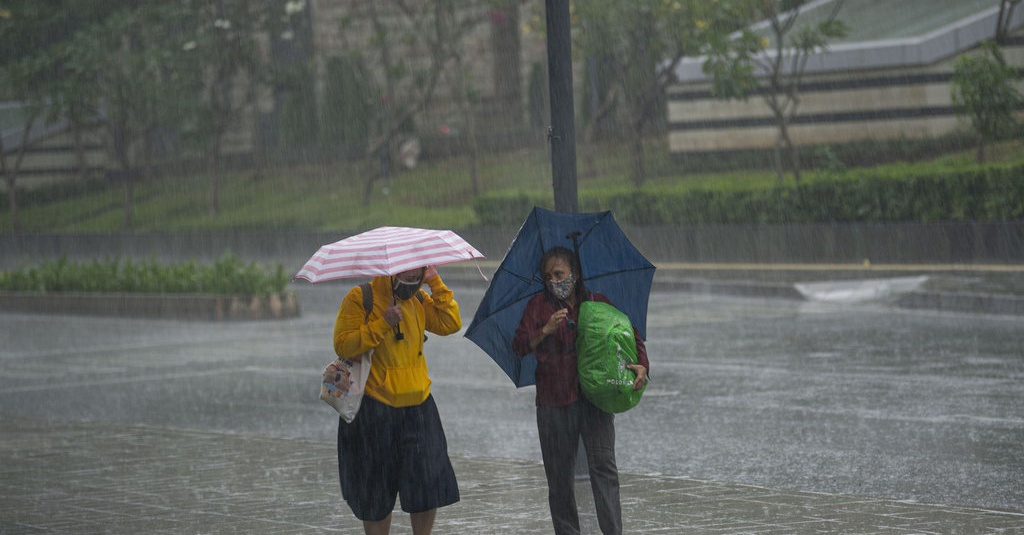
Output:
[547, 273, 575, 301]
[393, 277, 422, 300]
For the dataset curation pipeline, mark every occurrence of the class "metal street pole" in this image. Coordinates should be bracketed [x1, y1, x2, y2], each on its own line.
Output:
[546, 3, 587, 479]
[545, 0, 578, 214]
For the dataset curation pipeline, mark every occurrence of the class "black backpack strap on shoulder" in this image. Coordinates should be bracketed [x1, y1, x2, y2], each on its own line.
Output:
[359, 282, 373, 322]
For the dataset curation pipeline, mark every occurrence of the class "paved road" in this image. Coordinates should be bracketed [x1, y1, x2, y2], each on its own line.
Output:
[2, 280, 1023, 533]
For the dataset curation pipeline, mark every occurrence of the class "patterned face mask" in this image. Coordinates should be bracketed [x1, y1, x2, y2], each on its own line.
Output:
[547, 273, 576, 301]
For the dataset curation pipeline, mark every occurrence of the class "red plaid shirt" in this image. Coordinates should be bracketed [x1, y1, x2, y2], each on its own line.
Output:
[512, 292, 649, 407]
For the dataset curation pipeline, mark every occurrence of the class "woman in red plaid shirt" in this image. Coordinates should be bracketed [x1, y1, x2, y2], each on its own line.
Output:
[512, 246, 649, 535]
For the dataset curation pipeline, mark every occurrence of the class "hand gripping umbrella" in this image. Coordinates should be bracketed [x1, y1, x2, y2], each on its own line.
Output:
[465, 207, 655, 387]
[294, 226, 484, 283]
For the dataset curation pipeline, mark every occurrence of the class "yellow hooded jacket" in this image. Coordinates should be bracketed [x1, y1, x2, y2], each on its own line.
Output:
[333, 274, 461, 407]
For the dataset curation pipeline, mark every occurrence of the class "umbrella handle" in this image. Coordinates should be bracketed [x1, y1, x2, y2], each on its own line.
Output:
[389, 295, 406, 340]
[561, 303, 576, 330]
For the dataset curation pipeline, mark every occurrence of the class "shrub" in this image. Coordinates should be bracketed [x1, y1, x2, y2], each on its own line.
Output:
[0, 253, 289, 295]
[472, 162, 1024, 226]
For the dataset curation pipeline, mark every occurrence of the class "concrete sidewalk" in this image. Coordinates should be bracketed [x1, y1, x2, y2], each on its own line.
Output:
[2, 415, 1022, 534]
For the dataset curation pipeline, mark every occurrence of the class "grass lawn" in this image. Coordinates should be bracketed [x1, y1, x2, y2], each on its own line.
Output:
[2, 137, 1022, 233]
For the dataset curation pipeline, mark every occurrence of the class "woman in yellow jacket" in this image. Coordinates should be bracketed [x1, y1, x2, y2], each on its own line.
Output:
[333, 265, 462, 535]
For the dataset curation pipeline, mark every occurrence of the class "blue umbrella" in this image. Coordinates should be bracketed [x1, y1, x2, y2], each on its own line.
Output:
[465, 207, 656, 387]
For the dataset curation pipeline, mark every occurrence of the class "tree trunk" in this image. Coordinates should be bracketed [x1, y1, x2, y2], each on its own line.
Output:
[209, 137, 223, 216]
[773, 135, 785, 184]
[121, 169, 134, 230]
[1, 109, 39, 233]
[766, 94, 788, 183]
[995, 0, 1021, 44]
[71, 106, 89, 182]
[3, 173, 17, 232]
[491, 0, 523, 127]
[208, 70, 234, 217]
[362, 146, 382, 204]
[779, 121, 801, 183]
[467, 124, 480, 195]
[113, 125, 134, 230]
[630, 118, 646, 187]
[247, 64, 266, 182]
[581, 84, 618, 180]
[363, 2, 394, 204]
[360, 0, 473, 203]
[453, 49, 481, 195]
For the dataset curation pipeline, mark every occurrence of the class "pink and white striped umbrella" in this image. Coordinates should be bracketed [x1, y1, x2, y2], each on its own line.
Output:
[294, 226, 485, 283]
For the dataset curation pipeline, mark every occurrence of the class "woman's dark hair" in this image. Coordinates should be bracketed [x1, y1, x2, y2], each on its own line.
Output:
[539, 246, 588, 302]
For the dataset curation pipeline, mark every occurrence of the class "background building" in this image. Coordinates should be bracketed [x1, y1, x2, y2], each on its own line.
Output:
[667, 0, 1024, 155]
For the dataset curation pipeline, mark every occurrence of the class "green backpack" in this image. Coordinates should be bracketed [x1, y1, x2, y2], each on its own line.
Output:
[576, 300, 646, 413]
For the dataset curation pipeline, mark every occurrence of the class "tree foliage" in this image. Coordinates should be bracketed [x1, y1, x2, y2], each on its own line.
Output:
[322, 54, 376, 148]
[1, 0, 291, 229]
[70, 4, 206, 228]
[183, 0, 277, 216]
[703, 0, 848, 184]
[574, 0, 748, 186]
[349, 0, 491, 202]
[0, 0, 127, 231]
[951, 41, 1023, 164]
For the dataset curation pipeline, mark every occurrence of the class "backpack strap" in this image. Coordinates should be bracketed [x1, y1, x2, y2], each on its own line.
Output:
[359, 282, 373, 322]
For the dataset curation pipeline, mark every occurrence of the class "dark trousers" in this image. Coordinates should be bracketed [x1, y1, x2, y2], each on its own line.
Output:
[537, 398, 621, 535]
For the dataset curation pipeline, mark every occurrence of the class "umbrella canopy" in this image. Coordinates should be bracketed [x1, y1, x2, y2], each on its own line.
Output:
[294, 226, 484, 283]
[465, 207, 655, 387]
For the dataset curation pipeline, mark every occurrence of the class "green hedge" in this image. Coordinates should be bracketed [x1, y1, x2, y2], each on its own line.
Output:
[473, 163, 1024, 226]
[669, 133, 977, 174]
[0, 253, 289, 295]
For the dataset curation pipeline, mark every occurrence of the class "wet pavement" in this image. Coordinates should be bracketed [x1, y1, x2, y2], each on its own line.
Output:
[2, 268, 1024, 534]
[3, 415, 1023, 534]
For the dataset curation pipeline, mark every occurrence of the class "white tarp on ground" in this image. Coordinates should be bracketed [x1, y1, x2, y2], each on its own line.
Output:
[794, 276, 929, 303]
